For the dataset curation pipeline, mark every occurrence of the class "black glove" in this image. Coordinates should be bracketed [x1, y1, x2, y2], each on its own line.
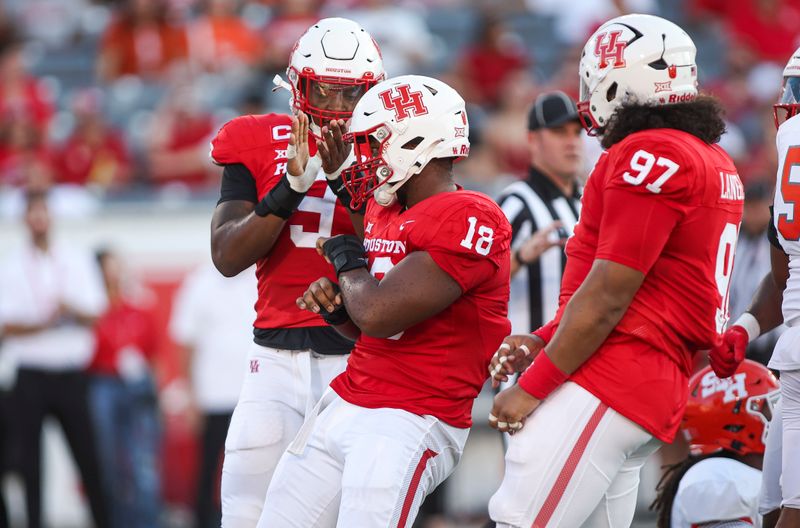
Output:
[322, 235, 368, 276]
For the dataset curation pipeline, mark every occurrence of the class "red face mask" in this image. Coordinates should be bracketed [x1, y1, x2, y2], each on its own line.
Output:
[340, 125, 394, 210]
[774, 76, 800, 129]
[290, 68, 380, 132]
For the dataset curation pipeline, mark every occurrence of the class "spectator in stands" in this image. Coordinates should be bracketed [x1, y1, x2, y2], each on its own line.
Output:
[343, 0, 436, 75]
[0, 189, 109, 528]
[0, 37, 54, 184]
[482, 70, 538, 178]
[88, 248, 161, 528]
[145, 79, 216, 190]
[187, 0, 261, 72]
[260, 0, 321, 74]
[0, 115, 54, 189]
[454, 14, 528, 108]
[97, 0, 188, 82]
[169, 261, 255, 528]
[525, 0, 657, 45]
[691, 0, 800, 63]
[54, 89, 131, 190]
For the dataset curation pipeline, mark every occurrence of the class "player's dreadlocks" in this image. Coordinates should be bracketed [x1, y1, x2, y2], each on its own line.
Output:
[601, 95, 727, 150]
[650, 452, 733, 528]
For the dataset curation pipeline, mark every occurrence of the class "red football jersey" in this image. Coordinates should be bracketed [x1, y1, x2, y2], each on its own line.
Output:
[211, 114, 356, 329]
[330, 190, 512, 428]
[529, 129, 743, 442]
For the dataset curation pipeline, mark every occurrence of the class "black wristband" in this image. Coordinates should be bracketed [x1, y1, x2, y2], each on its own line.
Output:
[254, 176, 305, 219]
[326, 173, 366, 215]
[321, 303, 350, 325]
[322, 235, 368, 276]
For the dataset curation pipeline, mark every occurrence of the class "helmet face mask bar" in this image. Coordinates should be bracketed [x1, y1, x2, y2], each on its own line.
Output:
[341, 124, 394, 210]
[683, 360, 781, 456]
[289, 67, 380, 128]
[774, 75, 800, 129]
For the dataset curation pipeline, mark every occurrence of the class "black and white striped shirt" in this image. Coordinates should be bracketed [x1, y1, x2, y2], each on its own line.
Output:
[497, 167, 582, 334]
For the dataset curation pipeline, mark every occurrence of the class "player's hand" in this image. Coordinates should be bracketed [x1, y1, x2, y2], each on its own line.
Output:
[318, 119, 352, 176]
[516, 221, 565, 265]
[709, 325, 748, 378]
[489, 334, 544, 389]
[287, 112, 310, 177]
[296, 277, 343, 314]
[488, 384, 541, 435]
[285, 112, 319, 193]
[316, 236, 331, 261]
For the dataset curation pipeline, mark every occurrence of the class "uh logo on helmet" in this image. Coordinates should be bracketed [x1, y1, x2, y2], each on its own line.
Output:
[340, 75, 470, 209]
[578, 14, 699, 135]
[683, 360, 780, 456]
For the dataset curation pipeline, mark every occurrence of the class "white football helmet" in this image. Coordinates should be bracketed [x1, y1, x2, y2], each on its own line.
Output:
[775, 45, 800, 128]
[340, 75, 470, 208]
[274, 17, 385, 134]
[578, 14, 698, 135]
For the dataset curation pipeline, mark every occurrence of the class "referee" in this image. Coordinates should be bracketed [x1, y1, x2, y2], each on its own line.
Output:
[497, 91, 584, 335]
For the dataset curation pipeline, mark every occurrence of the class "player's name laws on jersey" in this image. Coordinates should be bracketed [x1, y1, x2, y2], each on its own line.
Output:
[719, 171, 744, 201]
[363, 237, 407, 254]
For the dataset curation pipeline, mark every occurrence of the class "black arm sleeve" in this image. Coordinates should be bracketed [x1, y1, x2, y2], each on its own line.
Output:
[217, 163, 258, 205]
[768, 205, 788, 255]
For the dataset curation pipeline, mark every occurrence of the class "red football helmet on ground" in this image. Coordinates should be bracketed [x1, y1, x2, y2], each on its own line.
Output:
[683, 360, 780, 456]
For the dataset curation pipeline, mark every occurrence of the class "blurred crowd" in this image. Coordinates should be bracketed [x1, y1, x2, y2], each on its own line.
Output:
[0, 0, 799, 526]
[0, 0, 794, 210]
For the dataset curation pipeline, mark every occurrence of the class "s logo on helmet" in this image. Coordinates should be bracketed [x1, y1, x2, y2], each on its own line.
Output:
[594, 30, 627, 69]
[700, 371, 748, 403]
[378, 85, 428, 121]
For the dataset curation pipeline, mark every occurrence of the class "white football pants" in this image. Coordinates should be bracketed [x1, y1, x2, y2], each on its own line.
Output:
[780, 369, 800, 509]
[220, 344, 348, 528]
[760, 398, 783, 516]
[257, 394, 469, 528]
[489, 382, 661, 528]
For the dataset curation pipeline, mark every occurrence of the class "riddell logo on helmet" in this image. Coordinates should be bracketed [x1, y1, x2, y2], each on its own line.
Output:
[668, 93, 696, 103]
[378, 85, 429, 121]
[326, 67, 352, 74]
[594, 30, 627, 69]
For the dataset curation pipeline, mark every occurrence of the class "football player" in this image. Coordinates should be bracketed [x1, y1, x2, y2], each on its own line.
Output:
[651, 360, 779, 528]
[256, 75, 511, 527]
[710, 45, 800, 528]
[208, 18, 384, 528]
[486, 14, 744, 527]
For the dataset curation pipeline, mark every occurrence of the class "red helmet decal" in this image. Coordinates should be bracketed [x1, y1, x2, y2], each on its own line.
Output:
[378, 85, 429, 121]
[593, 30, 628, 69]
